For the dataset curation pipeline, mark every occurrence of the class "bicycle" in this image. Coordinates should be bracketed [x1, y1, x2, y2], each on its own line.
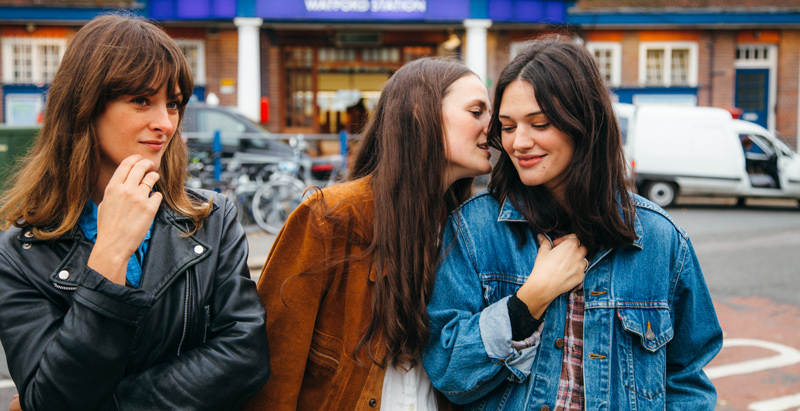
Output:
[251, 135, 348, 234]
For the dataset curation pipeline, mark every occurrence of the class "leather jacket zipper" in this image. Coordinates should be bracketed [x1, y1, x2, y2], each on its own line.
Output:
[53, 282, 77, 291]
[202, 305, 210, 343]
[176, 271, 190, 356]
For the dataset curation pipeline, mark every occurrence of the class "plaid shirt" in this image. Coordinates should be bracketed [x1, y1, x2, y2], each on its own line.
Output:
[554, 283, 586, 411]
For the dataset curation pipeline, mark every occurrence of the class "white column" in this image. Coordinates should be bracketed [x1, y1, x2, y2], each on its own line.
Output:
[234, 17, 263, 122]
[463, 19, 492, 85]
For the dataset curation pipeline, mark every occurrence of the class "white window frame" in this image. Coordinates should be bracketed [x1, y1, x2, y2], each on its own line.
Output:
[1, 37, 67, 84]
[175, 39, 206, 85]
[586, 42, 622, 87]
[638, 41, 698, 87]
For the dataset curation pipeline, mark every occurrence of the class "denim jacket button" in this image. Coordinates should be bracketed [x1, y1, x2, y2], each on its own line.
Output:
[368, 398, 377, 407]
[540, 405, 551, 411]
[555, 338, 565, 349]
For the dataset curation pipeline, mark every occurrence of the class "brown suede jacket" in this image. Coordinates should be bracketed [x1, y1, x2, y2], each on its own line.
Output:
[242, 177, 458, 411]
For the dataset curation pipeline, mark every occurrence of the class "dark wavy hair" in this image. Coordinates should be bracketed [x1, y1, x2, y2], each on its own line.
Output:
[488, 37, 636, 252]
[348, 57, 475, 367]
[0, 13, 211, 237]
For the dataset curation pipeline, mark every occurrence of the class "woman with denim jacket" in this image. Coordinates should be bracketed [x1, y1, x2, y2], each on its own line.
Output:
[242, 58, 493, 411]
[422, 37, 723, 410]
[0, 15, 269, 410]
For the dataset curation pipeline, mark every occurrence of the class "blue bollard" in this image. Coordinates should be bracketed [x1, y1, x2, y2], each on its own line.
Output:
[213, 129, 222, 182]
[339, 130, 348, 166]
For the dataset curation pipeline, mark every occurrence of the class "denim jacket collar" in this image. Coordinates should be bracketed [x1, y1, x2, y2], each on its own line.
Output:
[496, 197, 645, 250]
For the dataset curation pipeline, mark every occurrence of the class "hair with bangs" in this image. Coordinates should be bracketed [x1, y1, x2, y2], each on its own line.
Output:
[346, 57, 475, 367]
[0, 13, 210, 238]
[488, 36, 636, 251]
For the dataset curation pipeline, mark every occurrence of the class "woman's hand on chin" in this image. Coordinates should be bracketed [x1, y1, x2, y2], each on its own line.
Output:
[87, 155, 163, 285]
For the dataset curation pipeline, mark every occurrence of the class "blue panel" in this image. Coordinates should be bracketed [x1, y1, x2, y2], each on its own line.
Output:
[178, 0, 211, 19]
[149, 0, 177, 20]
[471, 0, 489, 19]
[488, 0, 512, 20]
[235, 0, 254, 17]
[487, 0, 566, 23]
[0, 6, 141, 21]
[567, 11, 800, 26]
[611, 87, 698, 105]
[517, 0, 544, 21]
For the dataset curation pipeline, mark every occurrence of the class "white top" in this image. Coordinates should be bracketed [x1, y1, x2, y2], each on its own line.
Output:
[380, 362, 438, 411]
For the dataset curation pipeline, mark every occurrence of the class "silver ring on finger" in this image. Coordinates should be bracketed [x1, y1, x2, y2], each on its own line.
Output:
[583, 257, 590, 273]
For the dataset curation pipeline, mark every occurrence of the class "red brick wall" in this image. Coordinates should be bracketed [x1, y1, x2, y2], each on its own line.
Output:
[263, 31, 282, 132]
[620, 31, 639, 86]
[204, 29, 238, 107]
[777, 30, 800, 148]
[708, 31, 736, 109]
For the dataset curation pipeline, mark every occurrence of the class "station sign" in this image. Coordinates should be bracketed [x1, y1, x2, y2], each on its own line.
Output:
[256, 0, 470, 21]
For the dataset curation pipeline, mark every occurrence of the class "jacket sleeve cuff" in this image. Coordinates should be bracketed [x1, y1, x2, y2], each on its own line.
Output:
[70, 266, 154, 325]
[479, 295, 540, 382]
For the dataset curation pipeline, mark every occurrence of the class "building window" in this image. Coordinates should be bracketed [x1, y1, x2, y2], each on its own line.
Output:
[2, 38, 66, 84]
[586, 42, 621, 87]
[736, 45, 770, 63]
[175, 40, 206, 85]
[638, 42, 698, 87]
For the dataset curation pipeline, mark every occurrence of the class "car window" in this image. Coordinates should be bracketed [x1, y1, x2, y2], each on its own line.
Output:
[618, 117, 629, 145]
[197, 110, 247, 134]
[748, 134, 776, 156]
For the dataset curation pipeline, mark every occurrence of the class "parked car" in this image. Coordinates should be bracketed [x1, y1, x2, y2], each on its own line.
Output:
[616, 103, 800, 207]
[182, 103, 293, 158]
[182, 103, 336, 181]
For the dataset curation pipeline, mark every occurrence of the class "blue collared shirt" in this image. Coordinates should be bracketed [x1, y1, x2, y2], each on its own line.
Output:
[77, 201, 152, 287]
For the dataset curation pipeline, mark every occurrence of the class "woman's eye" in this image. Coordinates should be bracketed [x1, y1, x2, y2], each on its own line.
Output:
[533, 123, 551, 130]
[131, 97, 148, 106]
[167, 101, 180, 110]
[470, 110, 482, 118]
[501, 126, 516, 133]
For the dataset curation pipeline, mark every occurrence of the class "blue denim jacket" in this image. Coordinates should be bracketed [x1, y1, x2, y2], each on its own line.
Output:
[422, 191, 722, 411]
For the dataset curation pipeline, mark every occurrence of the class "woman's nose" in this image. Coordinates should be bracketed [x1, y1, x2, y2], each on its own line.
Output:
[513, 128, 535, 151]
[149, 106, 175, 136]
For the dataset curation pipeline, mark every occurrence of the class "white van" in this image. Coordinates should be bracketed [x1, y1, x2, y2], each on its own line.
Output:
[615, 103, 800, 207]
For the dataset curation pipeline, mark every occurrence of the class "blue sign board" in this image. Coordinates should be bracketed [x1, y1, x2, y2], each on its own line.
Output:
[147, 0, 566, 23]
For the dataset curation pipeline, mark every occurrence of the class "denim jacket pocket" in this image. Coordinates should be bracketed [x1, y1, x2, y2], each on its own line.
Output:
[616, 307, 674, 403]
[478, 273, 525, 305]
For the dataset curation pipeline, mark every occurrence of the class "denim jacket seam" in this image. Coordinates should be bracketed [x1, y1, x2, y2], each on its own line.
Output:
[668, 236, 690, 305]
[455, 211, 481, 277]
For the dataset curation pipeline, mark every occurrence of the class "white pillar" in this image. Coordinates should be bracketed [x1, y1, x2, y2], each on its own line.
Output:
[463, 19, 492, 85]
[234, 17, 263, 122]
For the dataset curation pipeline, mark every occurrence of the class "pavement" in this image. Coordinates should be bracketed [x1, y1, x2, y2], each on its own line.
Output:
[245, 228, 276, 279]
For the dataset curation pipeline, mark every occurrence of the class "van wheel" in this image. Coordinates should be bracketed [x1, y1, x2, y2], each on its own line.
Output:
[644, 181, 677, 207]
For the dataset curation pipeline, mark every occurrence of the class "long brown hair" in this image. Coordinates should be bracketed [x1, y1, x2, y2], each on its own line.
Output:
[0, 14, 210, 238]
[348, 58, 475, 367]
[488, 37, 636, 251]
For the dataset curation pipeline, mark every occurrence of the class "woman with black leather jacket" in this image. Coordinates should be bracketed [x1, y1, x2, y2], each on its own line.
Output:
[0, 14, 269, 410]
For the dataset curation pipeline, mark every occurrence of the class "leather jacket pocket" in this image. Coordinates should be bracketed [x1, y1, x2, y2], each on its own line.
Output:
[617, 307, 673, 403]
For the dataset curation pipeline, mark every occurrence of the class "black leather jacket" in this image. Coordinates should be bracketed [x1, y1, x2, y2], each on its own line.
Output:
[0, 189, 270, 410]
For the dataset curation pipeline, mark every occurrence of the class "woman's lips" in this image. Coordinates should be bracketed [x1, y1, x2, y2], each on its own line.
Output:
[517, 154, 545, 167]
[140, 141, 164, 151]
